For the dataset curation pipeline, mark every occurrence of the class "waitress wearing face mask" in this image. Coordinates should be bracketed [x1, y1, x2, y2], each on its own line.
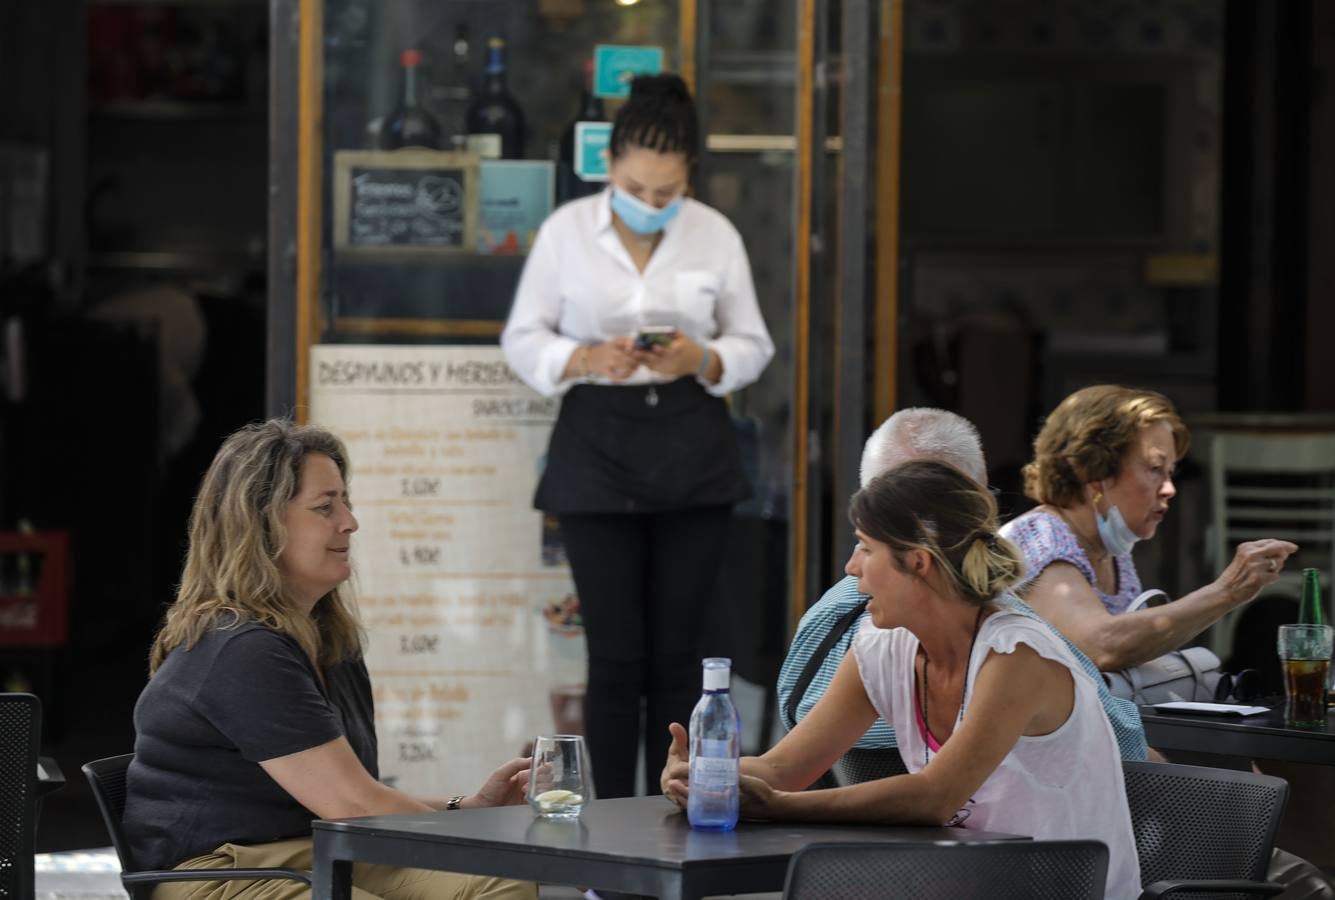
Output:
[501, 73, 774, 799]
[999, 384, 1297, 672]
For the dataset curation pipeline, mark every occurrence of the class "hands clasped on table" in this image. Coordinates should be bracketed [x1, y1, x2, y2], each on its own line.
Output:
[659, 722, 777, 820]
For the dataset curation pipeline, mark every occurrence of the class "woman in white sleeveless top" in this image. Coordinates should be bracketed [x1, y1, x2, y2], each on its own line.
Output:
[661, 460, 1141, 900]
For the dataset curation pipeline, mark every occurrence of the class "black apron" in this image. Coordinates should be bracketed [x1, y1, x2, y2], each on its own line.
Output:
[535, 377, 751, 514]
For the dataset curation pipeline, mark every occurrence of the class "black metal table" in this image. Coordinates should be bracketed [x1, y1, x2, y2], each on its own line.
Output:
[1141, 701, 1335, 766]
[311, 795, 1026, 900]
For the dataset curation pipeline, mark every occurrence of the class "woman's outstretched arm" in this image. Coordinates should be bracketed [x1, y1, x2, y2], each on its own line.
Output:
[734, 643, 1072, 826]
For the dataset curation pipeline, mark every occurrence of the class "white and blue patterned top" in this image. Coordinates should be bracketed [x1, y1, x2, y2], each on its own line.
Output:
[1002, 508, 1142, 615]
[776, 575, 1150, 761]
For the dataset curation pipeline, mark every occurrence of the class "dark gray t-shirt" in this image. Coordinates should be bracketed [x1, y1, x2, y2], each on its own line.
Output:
[123, 621, 377, 871]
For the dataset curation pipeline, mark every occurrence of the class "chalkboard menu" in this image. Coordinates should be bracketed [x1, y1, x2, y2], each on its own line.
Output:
[333, 150, 480, 256]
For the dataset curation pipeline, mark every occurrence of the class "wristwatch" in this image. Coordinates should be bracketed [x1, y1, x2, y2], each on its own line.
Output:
[445, 795, 466, 810]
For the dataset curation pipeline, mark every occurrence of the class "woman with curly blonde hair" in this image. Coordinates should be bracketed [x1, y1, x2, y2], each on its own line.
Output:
[1001, 384, 1296, 671]
[124, 420, 534, 900]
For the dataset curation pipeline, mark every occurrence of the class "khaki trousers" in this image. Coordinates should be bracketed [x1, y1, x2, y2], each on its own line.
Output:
[152, 836, 537, 900]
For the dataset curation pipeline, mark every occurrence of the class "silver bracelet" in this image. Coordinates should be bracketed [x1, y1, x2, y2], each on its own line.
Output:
[696, 346, 712, 377]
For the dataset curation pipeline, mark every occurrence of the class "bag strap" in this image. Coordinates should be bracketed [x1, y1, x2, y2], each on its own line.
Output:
[784, 599, 869, 727]
[1126, 659, 1151, 699]
[1179, 647, 1220, 700]
[1180, 650, 1208, 682]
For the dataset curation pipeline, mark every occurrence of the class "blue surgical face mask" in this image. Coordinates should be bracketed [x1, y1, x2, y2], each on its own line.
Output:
[610, 186, 682, 235]
[1094, 487, 1141, 557]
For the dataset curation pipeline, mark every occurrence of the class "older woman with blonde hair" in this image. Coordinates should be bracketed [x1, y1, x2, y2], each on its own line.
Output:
[123, 420, 534, 900]
[1001, 385, 1297, 671]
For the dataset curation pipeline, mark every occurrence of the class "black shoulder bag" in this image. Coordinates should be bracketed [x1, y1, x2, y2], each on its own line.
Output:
[783, 599, 869, 730]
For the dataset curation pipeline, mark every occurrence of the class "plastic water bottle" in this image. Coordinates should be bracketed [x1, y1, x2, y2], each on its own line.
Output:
[687, 657, 741, 831]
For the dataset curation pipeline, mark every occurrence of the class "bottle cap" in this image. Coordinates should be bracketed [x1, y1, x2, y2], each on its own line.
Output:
[702, 657, 731, 691]
[485, 38, 507, 74]
[401, 49, 423, 68]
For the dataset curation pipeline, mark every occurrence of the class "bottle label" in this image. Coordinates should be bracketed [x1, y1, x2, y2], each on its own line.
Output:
[467, 134, 502, 159]
[691, 743, 738, 786]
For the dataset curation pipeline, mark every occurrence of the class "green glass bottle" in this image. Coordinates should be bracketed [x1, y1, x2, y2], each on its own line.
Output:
[1299, 568, 1326, 626]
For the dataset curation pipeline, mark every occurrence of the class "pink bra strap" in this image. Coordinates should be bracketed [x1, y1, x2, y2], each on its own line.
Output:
[913, 684, 944, 753]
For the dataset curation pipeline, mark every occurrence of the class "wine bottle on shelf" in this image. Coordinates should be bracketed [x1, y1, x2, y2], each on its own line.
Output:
[465, 37, 525, 159]
[379, 48, 442, 150]
[557, 59, 606, 205]
[428, 23, 472, 151]
[446, 23, 472, 150]
[451, 23, 472, 82]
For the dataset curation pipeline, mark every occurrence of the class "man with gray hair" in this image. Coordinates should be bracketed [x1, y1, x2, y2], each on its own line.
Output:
[858, 407, 988, 486]
[776, 407, 1149, 776]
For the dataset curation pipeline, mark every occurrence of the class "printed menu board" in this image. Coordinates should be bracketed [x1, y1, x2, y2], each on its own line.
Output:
[309, 345, 585, 796]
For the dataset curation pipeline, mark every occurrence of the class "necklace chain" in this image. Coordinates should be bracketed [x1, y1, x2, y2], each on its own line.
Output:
[1050, 505, 1110, 564]
[921, 605, 986, 768]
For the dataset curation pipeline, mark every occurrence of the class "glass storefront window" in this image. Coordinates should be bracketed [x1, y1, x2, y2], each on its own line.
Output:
[319, 0, 683, 335]
[272, 0, 870, 786]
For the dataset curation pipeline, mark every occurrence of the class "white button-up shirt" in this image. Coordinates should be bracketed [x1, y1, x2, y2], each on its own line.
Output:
[501, 189, 775, 398]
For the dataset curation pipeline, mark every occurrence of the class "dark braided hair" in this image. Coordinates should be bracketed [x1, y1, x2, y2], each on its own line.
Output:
[609, 73, 699, 162]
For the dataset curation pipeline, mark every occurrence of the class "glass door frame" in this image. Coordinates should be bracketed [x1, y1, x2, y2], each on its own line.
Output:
[792, 0, 904, 627]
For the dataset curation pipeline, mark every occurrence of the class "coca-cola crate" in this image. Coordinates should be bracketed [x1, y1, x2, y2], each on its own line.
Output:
[0, 531, 70, 647]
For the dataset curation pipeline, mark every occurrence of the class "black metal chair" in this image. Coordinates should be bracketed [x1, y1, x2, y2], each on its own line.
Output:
[82, 754, 311, 900]
[1123, 760, 1287, 899]
[781, 839, 1110, 899]
[0, 693, 42, 900]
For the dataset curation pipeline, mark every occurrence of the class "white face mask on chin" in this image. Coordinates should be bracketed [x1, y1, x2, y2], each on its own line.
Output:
[1094, 486, 1140, 557]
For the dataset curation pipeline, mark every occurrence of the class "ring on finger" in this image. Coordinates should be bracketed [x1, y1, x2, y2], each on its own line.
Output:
[1267, 559, 1277, 572]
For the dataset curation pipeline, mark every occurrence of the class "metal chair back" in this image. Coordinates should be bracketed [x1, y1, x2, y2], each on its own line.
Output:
[1206, 432, 1335, 657]
[81, 754, 142, 873]
[781, 839, 1109, 899]
[83, 753, 311, 900]
[0, 693, 40, 900]
[1123, 760, 1287, 899]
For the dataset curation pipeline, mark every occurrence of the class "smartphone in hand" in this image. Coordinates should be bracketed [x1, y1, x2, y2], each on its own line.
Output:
[633, 325, 677, 351]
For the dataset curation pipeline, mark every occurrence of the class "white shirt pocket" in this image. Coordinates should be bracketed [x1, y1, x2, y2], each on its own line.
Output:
[673, 270, 721, 336]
